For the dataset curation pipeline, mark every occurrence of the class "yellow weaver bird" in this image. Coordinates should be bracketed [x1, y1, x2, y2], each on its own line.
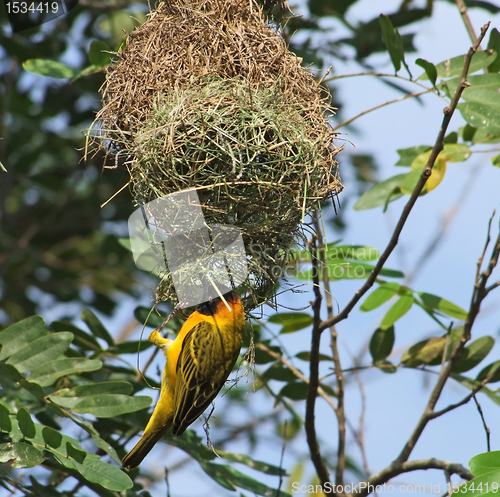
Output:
[122, 290, 245, 469]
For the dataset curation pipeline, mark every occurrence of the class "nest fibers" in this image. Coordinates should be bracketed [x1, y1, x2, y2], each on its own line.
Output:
[93, 0, 343, 309]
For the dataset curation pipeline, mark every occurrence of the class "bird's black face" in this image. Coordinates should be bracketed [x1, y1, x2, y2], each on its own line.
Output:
[196, 290, 238, 316]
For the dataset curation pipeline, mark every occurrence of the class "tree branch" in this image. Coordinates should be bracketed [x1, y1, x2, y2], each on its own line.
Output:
[395, 211, 499, 465]
[360, 459, 472, 492]
[344, 26, 492, 497]
[313, 213, 346, 490]
[473, 395, 491, 452]
[336, 90, 432, 129]
[454, 0, 479, 45]
[319, 22, 491, 334]
[305, 235, 332, 490]
[428, 375, 492, 420]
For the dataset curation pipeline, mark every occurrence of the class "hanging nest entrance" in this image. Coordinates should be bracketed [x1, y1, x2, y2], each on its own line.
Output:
[92, 0, 343, 309]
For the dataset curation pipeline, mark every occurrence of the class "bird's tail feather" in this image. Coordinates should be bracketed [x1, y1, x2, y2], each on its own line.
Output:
[122, 426, 169, 470]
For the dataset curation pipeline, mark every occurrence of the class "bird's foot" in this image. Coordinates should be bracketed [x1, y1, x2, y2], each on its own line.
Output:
[149, 330, 173, 351]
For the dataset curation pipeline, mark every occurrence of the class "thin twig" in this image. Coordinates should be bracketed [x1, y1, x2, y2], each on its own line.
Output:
[276, 420, 287, 497]
[361, 459, 472, 492]
[323, 71, 430, 90]
[313, 212, 346, 490]
[336, 90, 432, 129]
[454, 0, 479, 45]
[485, 280, 500, 295]
[428, 375, 492, 420]
[305, 235, 332, 490]
[473, 395, 491, 452]
[352, 363, 371, 477]
[319, 23, 491, 334]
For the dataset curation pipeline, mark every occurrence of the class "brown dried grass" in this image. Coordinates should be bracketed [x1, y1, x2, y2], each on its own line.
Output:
[92, 0, 343, 309]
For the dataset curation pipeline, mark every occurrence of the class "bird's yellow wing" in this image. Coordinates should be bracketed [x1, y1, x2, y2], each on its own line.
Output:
[172, 320, 238, 436]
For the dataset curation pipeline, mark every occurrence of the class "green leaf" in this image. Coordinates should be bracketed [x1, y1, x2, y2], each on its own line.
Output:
[42, 427, 63, 449]
[0, 315, 47, 361]
[469, 450, 500, 476]
[199, 460, 292, 496]
[108, 340, 154, 354]
[421, 50, 497, 80]
[374, 359, 397, 373]
[444, 131, 458, 144]
[23, 59, 79, 79]
[416, 58, 437, 86]
[118, 237, 132, 251]
[379, 15, 401, 73]
[400, 167, 424, 194]
[353, 174, 406, 211]
[453, 336, 495, 373]
[133, 306, 171, 329]
[72, 394, 152, 417]
[218, 451, 286, 476]
[19, 380, 46, 401]
[492, 154, 500, 167]
[487, 28, 500, 72]
[279, 382, 309, 401]
[462, 124, 477, 142]
[0, 442, 44, 468]
[453, 470, 500, 497]
[262, 363, 299, 383]
[446, 73, 500, 97]
[16, 408, 36, 439]
[28, 358, 102, 387]
[199, 460, 237, 491]
[458, 101, 500, 136]
[7, 332, 73, 374]
[440, 143, 472, 163]
[0, 404, 12, 433]
[360, 283, 400, 311]
[401, 152, 447, 194]
[477, 360, 500, 383]
[48, 403, 120, 462]
[452, 373, 500, 406]
[88, 41, 111, 67]
[81, 309, 114, 346]
[396, 145, 432, 167]
[369, 326, 395, 362]
[0, 363, 23, 383]
[54, 447, 133, 491]
[74, 381, 134, 397]
[254, 343, 282, 364]
[418, 292, 468, 320]
[295, 351, 332, 362]
[461, 88, 500, 110]
[268, 313, 313, 333]
[302, 260, 403, 281]
[380, 294, 413, 330]
[51, 321, 101, 351]
[402, 337, 446, 367]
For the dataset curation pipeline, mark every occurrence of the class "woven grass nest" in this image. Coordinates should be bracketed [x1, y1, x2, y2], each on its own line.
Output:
[94, 0, 343, 309]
